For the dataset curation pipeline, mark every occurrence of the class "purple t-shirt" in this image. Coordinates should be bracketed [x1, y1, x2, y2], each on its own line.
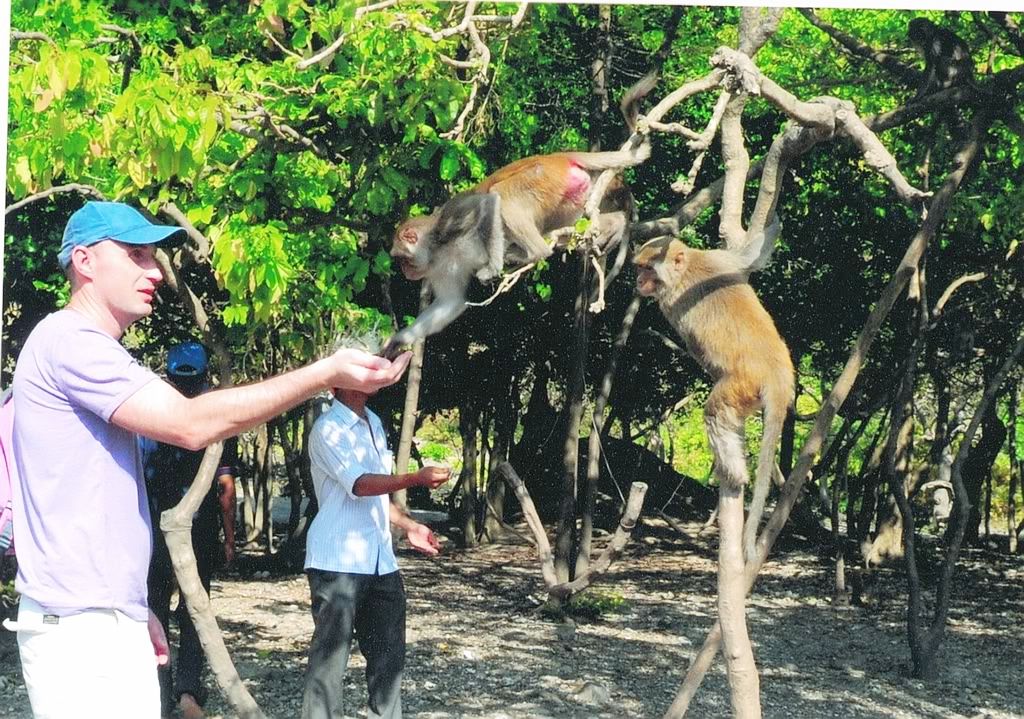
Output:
[12, 310, 159, 620]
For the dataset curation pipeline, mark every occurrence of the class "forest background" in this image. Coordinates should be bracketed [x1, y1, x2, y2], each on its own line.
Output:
[1, 2, 1023, 718]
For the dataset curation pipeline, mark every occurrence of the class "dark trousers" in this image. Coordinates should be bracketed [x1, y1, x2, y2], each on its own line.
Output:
[302, 569, 406, 719]
[148, 513, 219, 715]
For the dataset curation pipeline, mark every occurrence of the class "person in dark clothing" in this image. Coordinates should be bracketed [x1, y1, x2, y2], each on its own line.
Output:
[143, 342, 237, 719]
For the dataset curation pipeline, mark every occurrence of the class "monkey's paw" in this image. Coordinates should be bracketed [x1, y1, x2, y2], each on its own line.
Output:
[476, 264, 502, 283]
[380, 337, 406, 360]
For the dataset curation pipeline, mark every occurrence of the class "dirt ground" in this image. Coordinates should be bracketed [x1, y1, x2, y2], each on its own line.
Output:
[1, 517, 1023, 718]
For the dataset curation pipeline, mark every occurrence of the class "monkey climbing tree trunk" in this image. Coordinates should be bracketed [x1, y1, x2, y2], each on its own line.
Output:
[664, 107, 991, 719]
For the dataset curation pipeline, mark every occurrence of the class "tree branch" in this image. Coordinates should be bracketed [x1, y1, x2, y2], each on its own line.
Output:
[5, 184, 106, 214]
[159, 203, 212, 264]
[497, 462, 648, 601]
[11, 30, 56, 46]
[295, 0, 400, 70]
[798, 8, 922, 88]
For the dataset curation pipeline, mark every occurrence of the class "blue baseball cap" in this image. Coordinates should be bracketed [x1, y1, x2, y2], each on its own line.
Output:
[167, 341, 208, 377]
[59, 201, 187, 269]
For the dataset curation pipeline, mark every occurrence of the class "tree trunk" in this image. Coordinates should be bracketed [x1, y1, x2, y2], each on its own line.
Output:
[483, 393, 518, 541]
[458, 405, 480, 547]
[161, 443, 267, 719]
[779, 408, 796, 479]
[1009, 382, 1019, 554]
[578, 295, 641, 577]
[831, 421, 861, 604]
[242, 427, 271, 548]
[887, 293, 929, 677]
[960, 398, 1006, 545]
[718, 481, 761, 718]
[153, 237, 267, 717]
[275, 415, 303, 541]
[554, 257, 591, 583]
[915, 331, 1024, 678]
[394, 284, 430, 511]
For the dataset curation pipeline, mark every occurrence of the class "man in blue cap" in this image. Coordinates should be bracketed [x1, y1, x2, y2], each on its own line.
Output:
[143, 341, 238, 719]
[9, 201, 411, 718]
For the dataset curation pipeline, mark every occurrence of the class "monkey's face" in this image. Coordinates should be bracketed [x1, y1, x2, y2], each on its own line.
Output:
[633, 237, 676, 297]
[390, 217, 435, 280]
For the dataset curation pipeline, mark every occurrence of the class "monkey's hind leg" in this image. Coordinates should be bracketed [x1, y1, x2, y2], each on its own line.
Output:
[495, 197, 555, 265]
[704, 386, 750, 489]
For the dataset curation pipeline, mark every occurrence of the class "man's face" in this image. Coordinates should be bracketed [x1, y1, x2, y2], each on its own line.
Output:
[84, 240, 163, 326]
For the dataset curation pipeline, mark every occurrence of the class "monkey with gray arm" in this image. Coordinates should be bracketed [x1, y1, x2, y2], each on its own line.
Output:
[382, 142, 650, 359]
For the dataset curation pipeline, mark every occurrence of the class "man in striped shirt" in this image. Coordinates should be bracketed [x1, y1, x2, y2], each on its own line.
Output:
[302, 382, 449, 719]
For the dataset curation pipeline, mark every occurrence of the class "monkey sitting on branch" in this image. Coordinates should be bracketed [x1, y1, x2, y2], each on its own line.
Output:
[383, 141, 649, 358]
[633, 225, 793, 559]
[907, 17, 974, 100]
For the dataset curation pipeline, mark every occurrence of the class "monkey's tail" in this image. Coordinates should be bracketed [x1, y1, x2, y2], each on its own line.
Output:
[742, 393, 790, 562]
[572, 141, 651, 172]
[620, 71, 659, 133]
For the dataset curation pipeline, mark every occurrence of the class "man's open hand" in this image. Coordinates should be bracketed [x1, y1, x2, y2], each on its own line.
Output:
[327, 348, 412, 394]
[406, 523, 440, 556]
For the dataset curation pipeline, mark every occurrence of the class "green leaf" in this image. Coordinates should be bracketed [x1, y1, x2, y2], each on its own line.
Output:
[439, 146, 460, 181]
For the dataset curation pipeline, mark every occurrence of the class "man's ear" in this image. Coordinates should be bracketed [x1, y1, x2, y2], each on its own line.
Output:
[69, 245, 95, 279]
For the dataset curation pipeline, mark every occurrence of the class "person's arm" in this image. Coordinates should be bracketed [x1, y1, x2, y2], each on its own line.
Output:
[217, 468, 236, 565]
[111, 349, 411, 450]
[352, 466, 449, 497]
[389, 502, 440, 556]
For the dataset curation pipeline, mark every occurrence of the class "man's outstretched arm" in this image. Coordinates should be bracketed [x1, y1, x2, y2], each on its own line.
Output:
[112, 349, 411, 450]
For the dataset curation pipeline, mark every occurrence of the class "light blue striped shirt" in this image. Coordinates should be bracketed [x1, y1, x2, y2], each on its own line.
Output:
[305, 398, 398, 575]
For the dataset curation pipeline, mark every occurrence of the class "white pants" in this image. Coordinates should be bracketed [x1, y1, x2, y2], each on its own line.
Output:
[9, 595, 161, 719]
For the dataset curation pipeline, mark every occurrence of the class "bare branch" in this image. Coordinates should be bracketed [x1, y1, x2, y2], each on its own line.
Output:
[738, 6, 784, 56]
[495, 462, 559, 588]
[5, 184, 106, 215]
[229, 106, 334, 160]
[295, 0, 400, 70]
[439, 54, 480, 70]
[718, 94, 751, 250]
[546, 482, 648, 598]
[464, 262, 536, 307]
[932, 272, 987, 320]
[159, 203, 211, 264]
[441, 20, 491, 141]
[12, 30, 57, 46]
[498, 462, 647, 601]
[798, 8, 921, 88]
[646, 69, 726, 129]
[712, 47, 835, 130]
[265, 28, 303, 60]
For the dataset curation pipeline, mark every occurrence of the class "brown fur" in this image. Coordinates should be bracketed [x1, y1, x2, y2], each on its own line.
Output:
[634, 236, 794, 559]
